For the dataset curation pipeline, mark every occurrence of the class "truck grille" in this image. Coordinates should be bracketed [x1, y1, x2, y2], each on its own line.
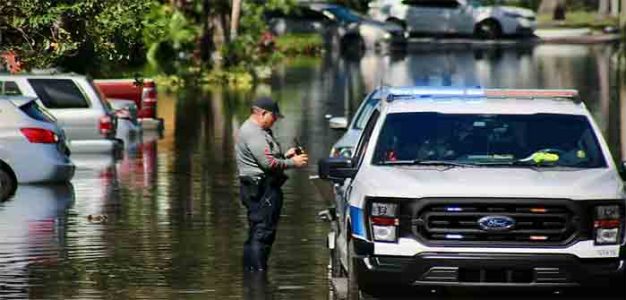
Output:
[411, 201, 579, 246]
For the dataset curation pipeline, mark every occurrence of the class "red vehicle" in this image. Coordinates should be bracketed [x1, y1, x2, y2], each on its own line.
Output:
[94, 79, 163, 130]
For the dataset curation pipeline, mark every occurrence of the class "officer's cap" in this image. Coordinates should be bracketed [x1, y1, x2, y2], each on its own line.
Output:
[252, 96, 284, 118]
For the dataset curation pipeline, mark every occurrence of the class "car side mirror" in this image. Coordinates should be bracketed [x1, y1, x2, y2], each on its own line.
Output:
[329, 116, 348, 130]
[318, 157, 357, 183]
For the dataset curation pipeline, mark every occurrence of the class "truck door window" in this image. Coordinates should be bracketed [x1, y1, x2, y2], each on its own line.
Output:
[28, 79, 89, 109]
[353, 110, 380, 168]
[353, 97, 379, 130]
[0, 81, 22, 96]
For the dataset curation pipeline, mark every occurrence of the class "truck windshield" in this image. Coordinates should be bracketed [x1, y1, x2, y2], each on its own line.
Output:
[373, 112, 607, 168]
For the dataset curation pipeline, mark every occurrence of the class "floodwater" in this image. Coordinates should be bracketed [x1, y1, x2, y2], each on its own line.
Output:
[1, 42, 625, 299]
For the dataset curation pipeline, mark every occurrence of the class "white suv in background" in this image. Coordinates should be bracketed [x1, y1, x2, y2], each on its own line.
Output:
[318, 87, 625, 299]
[368, 0, 536, 39]
[0, 74, 123, 155]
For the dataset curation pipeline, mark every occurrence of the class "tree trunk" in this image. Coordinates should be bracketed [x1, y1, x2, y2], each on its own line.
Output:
[230, 0, 242, 41]
[599, 0, 610, 15]
[539, 0, 566, 20]
[621, 0, 626, 29]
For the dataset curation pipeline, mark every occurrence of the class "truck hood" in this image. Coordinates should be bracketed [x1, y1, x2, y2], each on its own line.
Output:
[358, 167, 624, 200]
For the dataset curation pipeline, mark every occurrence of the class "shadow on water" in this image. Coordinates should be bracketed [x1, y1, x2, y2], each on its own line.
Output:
[0, 42, 625, 299]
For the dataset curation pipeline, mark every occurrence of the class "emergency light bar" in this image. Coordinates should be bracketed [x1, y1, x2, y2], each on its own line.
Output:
[382, 86, 580, 102]
[484, 89, 579, 98]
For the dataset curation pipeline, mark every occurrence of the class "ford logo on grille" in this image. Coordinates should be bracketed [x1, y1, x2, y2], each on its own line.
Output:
[478, 216, 516, 231]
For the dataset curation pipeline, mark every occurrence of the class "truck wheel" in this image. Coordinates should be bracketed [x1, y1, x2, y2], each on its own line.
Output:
[475, 20, 502, 40]
[347, 240, 363, 300]
[0, 168, 16, 201]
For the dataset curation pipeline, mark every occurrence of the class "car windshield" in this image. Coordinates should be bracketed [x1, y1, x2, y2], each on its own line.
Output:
[372, 112, 607, 168]
[324, 6, 363, 23]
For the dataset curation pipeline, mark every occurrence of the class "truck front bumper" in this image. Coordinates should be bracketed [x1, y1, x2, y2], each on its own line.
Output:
[354, 252, 624, 289]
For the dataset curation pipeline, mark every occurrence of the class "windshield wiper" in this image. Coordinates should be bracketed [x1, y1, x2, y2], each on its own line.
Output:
[381, 160, 472, 168]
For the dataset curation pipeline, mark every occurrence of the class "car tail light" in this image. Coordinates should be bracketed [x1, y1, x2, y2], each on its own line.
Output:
[142, 86, 157, 105]
[20, 128, 58, 144]
[370, 202, 399, 242]
[99, 115, 114, 136]
[593, 205, 623, 245]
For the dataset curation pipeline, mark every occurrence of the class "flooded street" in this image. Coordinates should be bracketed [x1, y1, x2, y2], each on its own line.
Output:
[1, 42, 625, 299]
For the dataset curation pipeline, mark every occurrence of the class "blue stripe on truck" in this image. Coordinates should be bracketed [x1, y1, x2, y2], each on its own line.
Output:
[350, 206, 366, 239]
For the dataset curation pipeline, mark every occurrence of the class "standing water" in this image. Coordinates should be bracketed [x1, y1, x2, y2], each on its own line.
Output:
[0, 42, 623, 299]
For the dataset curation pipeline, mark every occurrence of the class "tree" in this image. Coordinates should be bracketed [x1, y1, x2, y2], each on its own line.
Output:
[0, 0, 154, 73]
[538, 0, 567, 20]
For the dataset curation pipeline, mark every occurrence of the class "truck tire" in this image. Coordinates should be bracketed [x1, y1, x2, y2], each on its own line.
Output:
[0, 167, 16, 201]
[475, 19, 502, 40]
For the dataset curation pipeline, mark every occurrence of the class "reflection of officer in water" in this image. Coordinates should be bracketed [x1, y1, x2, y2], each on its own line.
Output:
[235, 97, 309, 272]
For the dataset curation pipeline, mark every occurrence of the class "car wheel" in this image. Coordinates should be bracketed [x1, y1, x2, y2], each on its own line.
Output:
[0, 167, 16, 201]
[475, 20, 502, 40]
[387, 18, 407, 32]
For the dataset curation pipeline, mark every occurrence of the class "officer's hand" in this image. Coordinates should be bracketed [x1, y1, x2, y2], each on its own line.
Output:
[291, 154, 309, 168]
[285, 147, 298, 158]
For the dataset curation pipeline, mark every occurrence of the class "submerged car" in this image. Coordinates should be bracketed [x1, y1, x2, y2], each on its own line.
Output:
[368, 0, 536, 39]
[319, 87, 625, 299]
[0, 96, 74, 200]
[267, 3, 407, 53]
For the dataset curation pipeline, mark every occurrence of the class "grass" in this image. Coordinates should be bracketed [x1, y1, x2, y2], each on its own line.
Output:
[537, 11, 618, 30]
[274, 33, 324, 56]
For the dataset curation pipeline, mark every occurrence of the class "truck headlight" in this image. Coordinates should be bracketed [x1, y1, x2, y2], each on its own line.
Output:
[593, 205, 623, 245]
[370, 201, 399, 242]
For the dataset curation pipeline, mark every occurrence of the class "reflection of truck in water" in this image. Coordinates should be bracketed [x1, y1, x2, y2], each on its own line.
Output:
[318, 87, 626, 299]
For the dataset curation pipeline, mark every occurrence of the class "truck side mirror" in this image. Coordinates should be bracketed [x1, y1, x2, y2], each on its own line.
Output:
[329, 116, 348, 130]
[318, 157, 357, 183]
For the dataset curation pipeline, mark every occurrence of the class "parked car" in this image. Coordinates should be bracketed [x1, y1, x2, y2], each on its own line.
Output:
[0, 96, 74, 200]
[318, 87, 626, 299]
[368, 0, 536, 39]
[266, 3, 407, 53]
[94, 79, 163, 131]
[0, 74, 123, 155]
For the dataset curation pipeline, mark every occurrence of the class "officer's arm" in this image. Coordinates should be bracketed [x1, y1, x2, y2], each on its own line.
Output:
[248, 137, 296, 171]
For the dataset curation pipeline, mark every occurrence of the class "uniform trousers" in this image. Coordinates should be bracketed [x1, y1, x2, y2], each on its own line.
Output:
[240, 177, 283, 271]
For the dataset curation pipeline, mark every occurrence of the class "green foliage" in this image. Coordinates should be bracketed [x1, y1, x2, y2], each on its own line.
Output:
[537, 11, 619, 30]
[1, 0, 153, 73]
[223, 0, 294, 69]
[142, 4, 199, 75]
[275, 34, 324, 56]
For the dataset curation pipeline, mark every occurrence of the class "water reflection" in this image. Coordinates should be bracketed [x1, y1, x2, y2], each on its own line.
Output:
[1, 42, 623, 299]
[0, 184, 74, 299]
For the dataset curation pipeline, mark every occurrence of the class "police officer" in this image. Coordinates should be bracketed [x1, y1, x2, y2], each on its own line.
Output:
[236, 97, 309, 272]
